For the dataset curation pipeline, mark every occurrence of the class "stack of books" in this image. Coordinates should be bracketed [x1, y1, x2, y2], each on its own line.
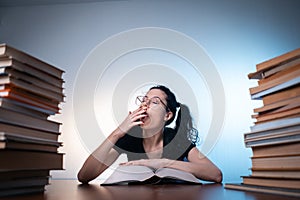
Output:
[0, 44, 64, 197]
[225, 48, 300, 197]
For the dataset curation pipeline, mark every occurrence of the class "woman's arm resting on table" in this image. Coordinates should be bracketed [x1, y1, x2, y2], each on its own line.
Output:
[77, 133, 120, 184]
[78, 109, 146, 184]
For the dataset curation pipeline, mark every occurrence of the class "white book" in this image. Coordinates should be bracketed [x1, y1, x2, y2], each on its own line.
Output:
[101, 165, 201, 185]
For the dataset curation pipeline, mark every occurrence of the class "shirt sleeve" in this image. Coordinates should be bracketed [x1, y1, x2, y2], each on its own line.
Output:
[113, 132, 147, 161]
[162, 128, 196, 161]
[114, 134, 134, 154]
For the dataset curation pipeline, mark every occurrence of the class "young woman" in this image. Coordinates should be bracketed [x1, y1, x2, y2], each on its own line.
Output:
[78, 85, 222, 184]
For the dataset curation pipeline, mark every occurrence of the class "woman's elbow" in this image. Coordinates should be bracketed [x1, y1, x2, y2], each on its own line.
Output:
[213, 170, 223, 183]
[77, 170, 91, 184]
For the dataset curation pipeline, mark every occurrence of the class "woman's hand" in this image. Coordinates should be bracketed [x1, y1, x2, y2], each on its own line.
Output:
[120, 158, 171, 170]
[116, 107, 147, 137]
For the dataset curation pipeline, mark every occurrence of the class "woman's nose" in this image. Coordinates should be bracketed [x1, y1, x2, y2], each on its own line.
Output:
[141, 101, 149, 109]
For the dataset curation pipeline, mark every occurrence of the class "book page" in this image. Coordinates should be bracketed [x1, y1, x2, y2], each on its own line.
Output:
[155, 168, 200, 184]
[101, 165, 155, 185]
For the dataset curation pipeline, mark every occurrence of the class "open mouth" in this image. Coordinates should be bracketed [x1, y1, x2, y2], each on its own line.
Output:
[141, 113, 149, 123]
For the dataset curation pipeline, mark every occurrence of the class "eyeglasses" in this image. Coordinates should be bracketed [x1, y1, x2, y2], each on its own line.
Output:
[135, 96, 169, 111]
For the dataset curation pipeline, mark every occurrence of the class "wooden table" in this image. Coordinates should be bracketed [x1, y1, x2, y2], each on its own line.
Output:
[0, 180, 297, 200]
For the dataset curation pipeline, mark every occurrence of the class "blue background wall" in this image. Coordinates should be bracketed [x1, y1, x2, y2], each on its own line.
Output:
[0, 0, 299, 183]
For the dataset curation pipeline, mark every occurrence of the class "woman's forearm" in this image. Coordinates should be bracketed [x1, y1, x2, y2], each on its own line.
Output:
[77, 129, 122, 183]
[165, 158, 222, 183]
[78, 109, 145, 184]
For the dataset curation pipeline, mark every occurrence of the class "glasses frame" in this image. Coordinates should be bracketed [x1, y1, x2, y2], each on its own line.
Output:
[135, 95, 169, 111]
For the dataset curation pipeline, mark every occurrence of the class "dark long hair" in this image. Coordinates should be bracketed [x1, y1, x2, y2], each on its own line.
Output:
[149, 85, 199, 144]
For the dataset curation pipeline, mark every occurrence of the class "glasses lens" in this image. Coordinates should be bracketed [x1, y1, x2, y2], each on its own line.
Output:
[150, 97, 160, 106]
[135, 96, 167, 110]
[135, 96, 144, 106]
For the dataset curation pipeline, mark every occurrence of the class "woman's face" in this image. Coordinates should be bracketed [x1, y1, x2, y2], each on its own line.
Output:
[140, 89, 172, 133]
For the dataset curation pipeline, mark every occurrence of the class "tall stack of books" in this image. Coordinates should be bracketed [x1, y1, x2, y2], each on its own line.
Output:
[225, 48, 300, 197]
[0, 44, 64, 197]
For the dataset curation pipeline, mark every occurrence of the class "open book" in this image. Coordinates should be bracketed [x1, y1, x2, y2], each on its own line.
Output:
[101, 165, 201, 185]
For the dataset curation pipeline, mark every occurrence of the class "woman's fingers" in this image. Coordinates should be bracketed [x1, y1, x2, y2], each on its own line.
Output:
[118, 107, 147, 134]
[129, 108, 146, 123]
[131, 107, 146, 116]
[131, 114, 146, 122]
